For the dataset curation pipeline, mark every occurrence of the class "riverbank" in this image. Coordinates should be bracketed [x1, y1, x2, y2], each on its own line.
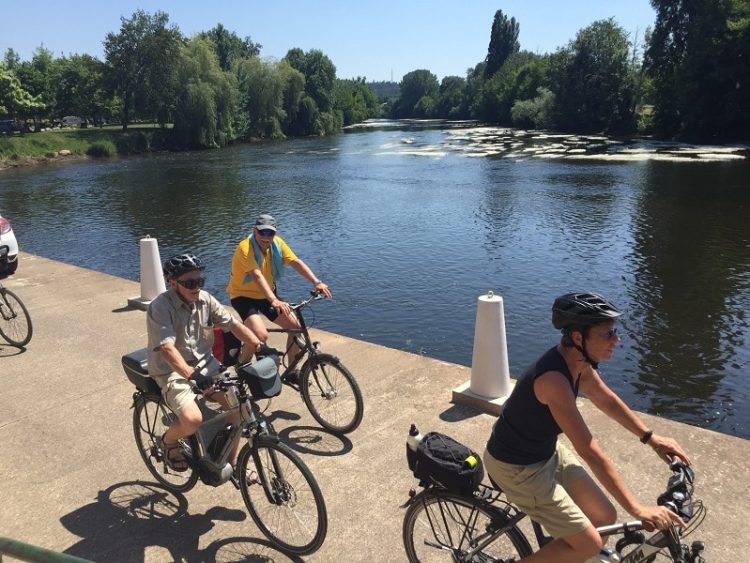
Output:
[0, 125, 170, 171]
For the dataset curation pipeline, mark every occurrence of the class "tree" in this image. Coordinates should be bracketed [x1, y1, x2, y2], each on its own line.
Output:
[198, 24, 261, 71]
[549, 19, 635, 134]
[334, 78, 380, 125]
[14, 46, 59, 118]
[3, 48, 20, 71]
[395, 69, 439, 118]
[0, 66, 45, 118]
[172, 37, 237, 148]
[235, 56, 287, 139]
[103, 10, 183, 129]
[484, 10, 520, 78]
[436, 75, 468, 119]
[283, 48, 340, 134]
[511, 86, 555, 129]
[54, 54, 109, 122]
[645, 0, 750, 140]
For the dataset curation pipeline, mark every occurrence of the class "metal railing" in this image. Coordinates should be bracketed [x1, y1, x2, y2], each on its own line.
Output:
[0, 537, 92, 563]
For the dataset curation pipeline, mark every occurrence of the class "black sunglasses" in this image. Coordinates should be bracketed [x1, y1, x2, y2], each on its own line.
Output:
[256, 228, 276, 237]
[176, 277, 206, 290]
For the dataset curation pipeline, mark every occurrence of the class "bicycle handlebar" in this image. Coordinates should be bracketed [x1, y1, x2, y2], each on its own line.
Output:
[289, 290, 326, 311]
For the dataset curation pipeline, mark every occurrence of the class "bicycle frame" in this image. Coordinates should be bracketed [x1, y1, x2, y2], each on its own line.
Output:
[267, 294, 324, 384]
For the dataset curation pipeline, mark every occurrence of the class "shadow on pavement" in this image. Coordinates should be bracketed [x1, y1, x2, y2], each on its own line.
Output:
[59, 481, 295, 562]
[276, 425, 352, 457]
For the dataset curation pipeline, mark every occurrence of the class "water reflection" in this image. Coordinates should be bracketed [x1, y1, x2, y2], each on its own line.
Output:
[627, 161, 750, 435]
[1, 124, 748, 438]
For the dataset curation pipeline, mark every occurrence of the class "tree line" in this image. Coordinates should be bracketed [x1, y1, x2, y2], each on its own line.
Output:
[0, 10, 381, 148]
[2, 2, 748, 146]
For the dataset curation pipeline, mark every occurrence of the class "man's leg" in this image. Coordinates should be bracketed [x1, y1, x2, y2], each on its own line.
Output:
[239, 313, 268, 364]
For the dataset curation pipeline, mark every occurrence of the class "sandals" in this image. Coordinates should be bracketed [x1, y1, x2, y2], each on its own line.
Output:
[158, 433, 189, 472]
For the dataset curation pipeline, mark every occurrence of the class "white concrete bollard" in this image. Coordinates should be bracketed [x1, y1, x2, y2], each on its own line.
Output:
[127, 236, 166, 310]
[470, 291, 512, 399]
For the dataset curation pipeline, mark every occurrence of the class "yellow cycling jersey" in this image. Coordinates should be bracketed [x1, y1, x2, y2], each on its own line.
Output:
[226, 235, 298, 299]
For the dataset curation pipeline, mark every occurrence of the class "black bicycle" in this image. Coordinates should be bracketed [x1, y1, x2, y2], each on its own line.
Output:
[0, 280, 32, 347]
[123, 349, 328, 556]
[402, 451, 706, 562]
[262, 291, 364, 434]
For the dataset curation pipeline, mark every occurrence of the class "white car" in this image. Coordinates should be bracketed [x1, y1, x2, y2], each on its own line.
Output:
[0, 214, 19, 276]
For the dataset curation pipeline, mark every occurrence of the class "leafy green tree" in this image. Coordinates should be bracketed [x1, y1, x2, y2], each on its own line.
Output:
[3, 48, 20, 71]
[103, 10, 183, 129]
[172, 37, 237, 148]
[334, 77, 380, 125]
[436, 75, 468, 119]
[484, 10, 520, 78]
[14, 46, 59, 118]
[549, 19, 635, 134]
[198, 24, 261, 71]
[0, 66, 45, 118]
[394, 69, 439, 118]
[645, 0, 750, 140]
[283, 48, 340, 134]
[54, 54, 109, 123]
[511, 86, 555, 129]
[235, 56, 287, 139]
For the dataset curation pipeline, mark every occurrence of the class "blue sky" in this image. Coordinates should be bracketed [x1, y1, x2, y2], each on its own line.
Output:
[2, 1, 656, 82]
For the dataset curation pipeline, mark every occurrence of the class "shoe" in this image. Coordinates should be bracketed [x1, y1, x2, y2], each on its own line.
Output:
[157, 433, 189, 472]
[282, 369, 300, 385]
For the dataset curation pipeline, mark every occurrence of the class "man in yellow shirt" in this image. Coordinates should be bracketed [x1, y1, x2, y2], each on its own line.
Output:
[227, 214, 332, 376]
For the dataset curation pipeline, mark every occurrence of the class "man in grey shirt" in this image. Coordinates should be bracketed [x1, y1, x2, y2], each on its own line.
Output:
[147, 252, 263, 472]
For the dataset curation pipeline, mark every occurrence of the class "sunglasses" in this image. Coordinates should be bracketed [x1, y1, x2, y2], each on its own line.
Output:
[601, 327, 619, 340]
[256, 229, 276, 237]
[176, 277, 206, 290]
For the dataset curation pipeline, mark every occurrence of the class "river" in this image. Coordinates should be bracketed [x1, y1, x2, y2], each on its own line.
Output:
[1, 121, 749, 438]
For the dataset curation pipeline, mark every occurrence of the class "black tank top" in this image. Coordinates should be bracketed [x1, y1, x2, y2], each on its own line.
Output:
[486, 346, 579, 465]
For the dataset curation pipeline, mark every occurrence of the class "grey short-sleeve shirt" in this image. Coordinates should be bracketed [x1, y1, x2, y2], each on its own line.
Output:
[146, 288, 236, 376]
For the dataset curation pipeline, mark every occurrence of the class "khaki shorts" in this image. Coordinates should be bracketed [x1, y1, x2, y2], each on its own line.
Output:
[153, 373, 197, 416]
[483, 443, 591, 538]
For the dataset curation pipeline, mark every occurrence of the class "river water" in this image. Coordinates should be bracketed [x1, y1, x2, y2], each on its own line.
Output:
[2, 121, 749, 438]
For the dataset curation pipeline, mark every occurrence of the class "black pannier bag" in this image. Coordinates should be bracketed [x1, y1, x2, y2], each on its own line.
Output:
[407, 432, 484, 495]
[237, 356, 282, 399]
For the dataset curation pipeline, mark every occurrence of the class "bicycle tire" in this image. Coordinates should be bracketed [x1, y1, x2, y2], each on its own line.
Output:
[237, 437, 327, 555]
[300, 353, 364, 434]
[0, 288, 32, 347]
[132, 394, 199, 493]
[403, 489, 533, 562]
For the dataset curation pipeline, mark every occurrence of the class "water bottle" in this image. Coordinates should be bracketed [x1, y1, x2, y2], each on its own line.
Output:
[407, 424, 423, 452]
[595, 547, 621, 562]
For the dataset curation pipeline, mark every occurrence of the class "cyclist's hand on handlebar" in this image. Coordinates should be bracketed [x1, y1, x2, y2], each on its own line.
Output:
[648, 434, 692, 466]
[271, 298, 292, 317]
[313, 281, 332, 299]
[191, 368, 220, 392]
[637, 504, 685, 532]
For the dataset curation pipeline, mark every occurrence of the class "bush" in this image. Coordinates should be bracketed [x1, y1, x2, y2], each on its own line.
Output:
[86, 140, 116, 157]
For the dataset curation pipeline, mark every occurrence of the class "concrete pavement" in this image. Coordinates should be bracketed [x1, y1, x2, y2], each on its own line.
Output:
[0, 253, 746, 561]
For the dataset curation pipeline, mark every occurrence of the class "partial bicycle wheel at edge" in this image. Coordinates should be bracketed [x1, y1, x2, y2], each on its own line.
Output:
[0, 288, 32, 347]
[238, 437, 327, 556]
[301, 353, 363, 434]
[132, 395, 198, 493]
[403, 490, 533, 562]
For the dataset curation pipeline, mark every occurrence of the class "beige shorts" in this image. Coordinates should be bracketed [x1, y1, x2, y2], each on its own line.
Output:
[152, 373, 198, 416]
[483, 442, 591, 538]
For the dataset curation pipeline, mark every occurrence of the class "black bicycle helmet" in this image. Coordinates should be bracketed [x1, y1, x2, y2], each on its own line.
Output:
[163, 253, 205, 279]
[552, 292, 622, 330]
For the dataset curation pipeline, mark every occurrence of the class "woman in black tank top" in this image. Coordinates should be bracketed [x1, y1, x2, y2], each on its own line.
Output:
[483, 293, 692, 563]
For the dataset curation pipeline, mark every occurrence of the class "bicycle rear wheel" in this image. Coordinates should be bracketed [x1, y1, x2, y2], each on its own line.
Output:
[132, 394, 198, 493]
[0, 288, 32, 347]
[403, 490, 533, 562]
[238, 437, 327, 555]
[301, 353, 363, 434]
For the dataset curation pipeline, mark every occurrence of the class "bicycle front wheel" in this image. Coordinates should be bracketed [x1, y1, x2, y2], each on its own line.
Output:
[0, 288, 32, 347]
[301, 353, 363, 434]
[403, 490, 533, 562]
[238, 437, 327, 555]
[132, 394, 198, 493]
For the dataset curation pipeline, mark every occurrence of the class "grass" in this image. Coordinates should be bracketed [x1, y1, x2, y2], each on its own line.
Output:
[0, 125, 172, 164]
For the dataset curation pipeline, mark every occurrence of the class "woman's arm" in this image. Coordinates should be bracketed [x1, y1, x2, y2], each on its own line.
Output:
[580, 371, 691, 465]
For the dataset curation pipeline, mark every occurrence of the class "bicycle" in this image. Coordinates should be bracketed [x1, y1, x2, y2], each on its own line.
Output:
[122, 348, 328, 556]
[256, 291, 364, 434]
[402, 444, 706, 562]
[0, 280, 32, 347]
